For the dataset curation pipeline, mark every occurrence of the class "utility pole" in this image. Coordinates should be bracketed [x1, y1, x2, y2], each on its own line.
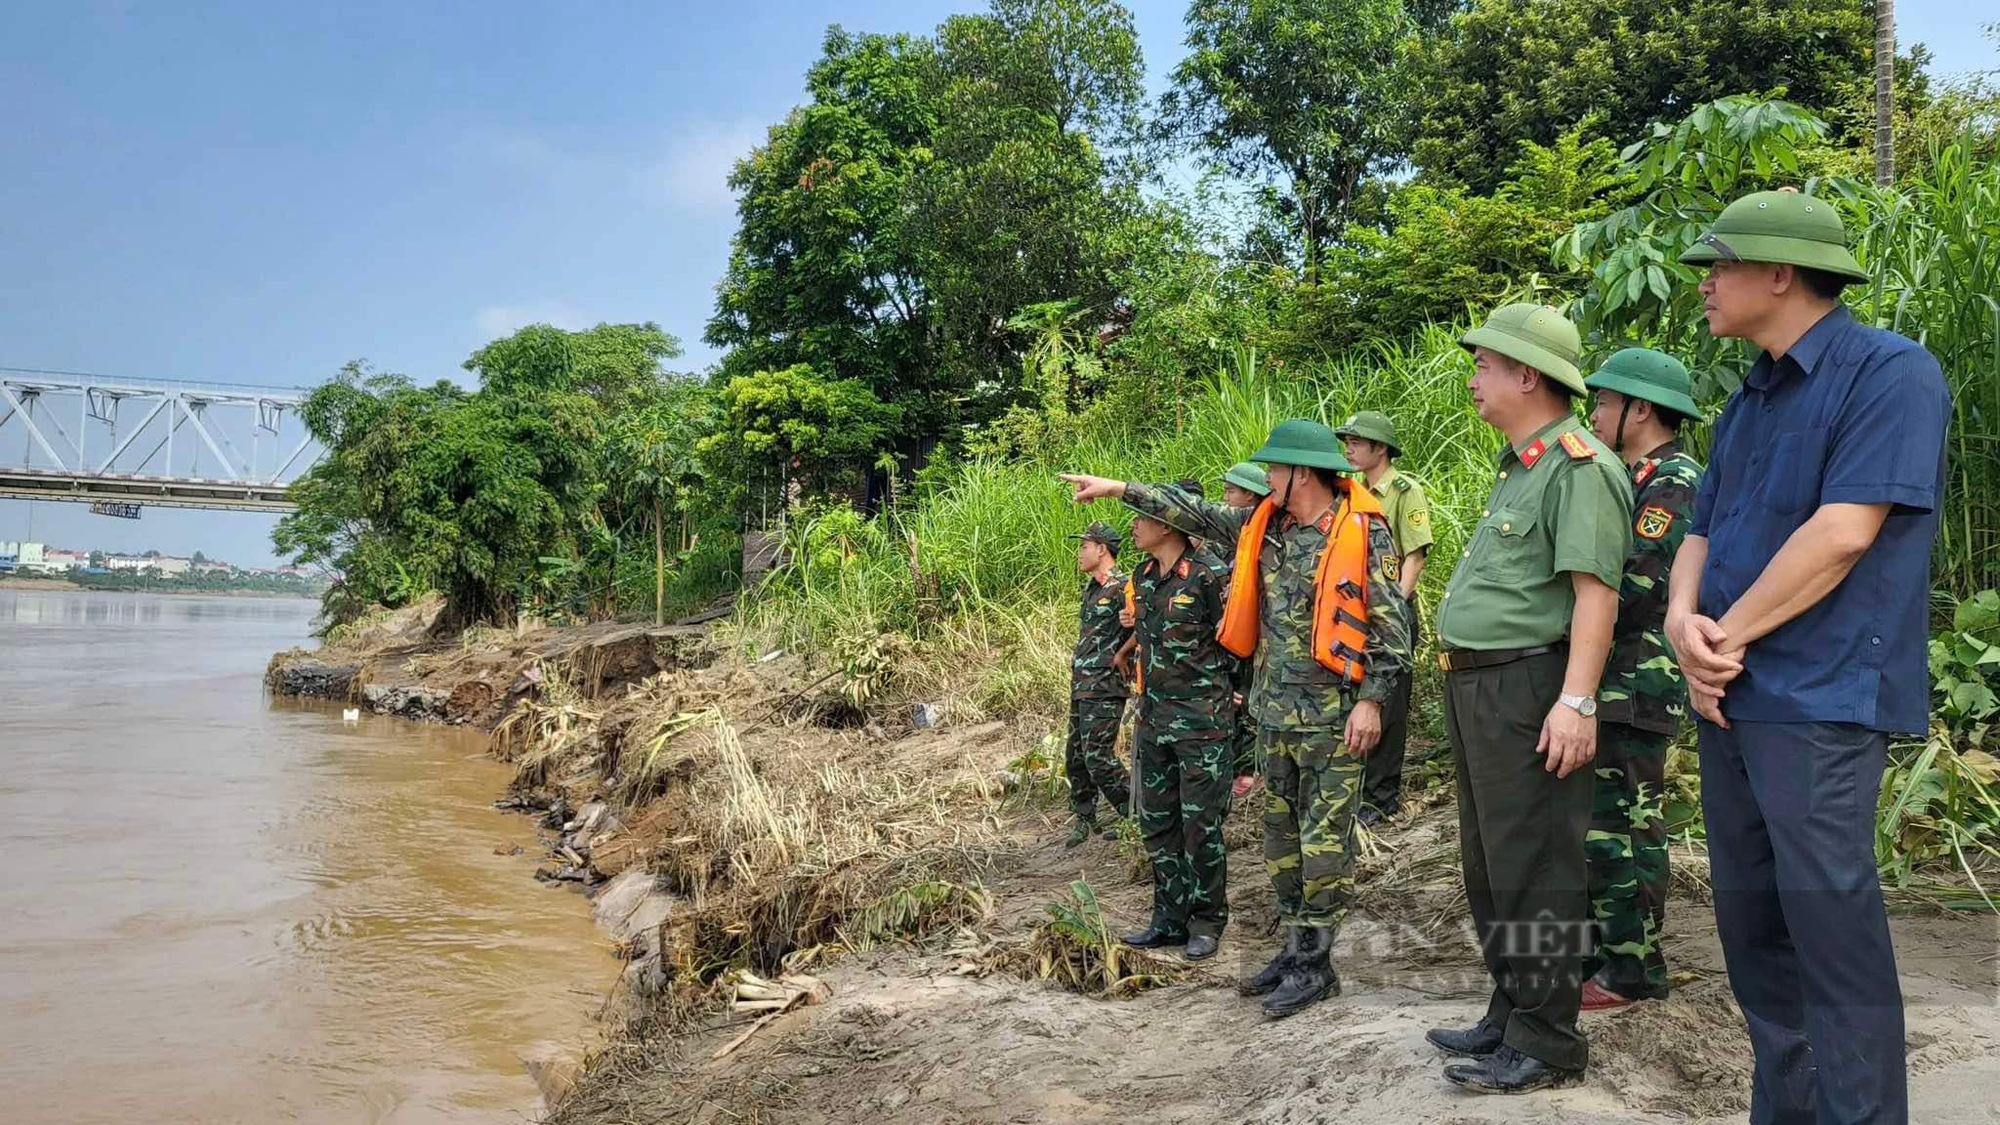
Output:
[1874, 0, 1895, 186]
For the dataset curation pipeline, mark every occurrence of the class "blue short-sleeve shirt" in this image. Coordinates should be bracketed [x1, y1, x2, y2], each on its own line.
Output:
[1691, 305, 1950, 735]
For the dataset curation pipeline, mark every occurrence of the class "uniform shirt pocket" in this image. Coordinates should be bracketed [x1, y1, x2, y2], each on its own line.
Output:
[1473, 506, 1543, 583]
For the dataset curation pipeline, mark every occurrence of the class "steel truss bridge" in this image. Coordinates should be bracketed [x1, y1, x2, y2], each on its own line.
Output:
[0, 369, 322, 513]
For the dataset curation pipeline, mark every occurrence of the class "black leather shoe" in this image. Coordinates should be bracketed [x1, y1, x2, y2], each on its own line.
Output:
[1239, 926, 1301, 997]
[1443, 1045, 1582, 1094]
[1262, 927, 1339, 1017]
[1121, 925, 1186, 949]
[1426, 1020, 1504, 1060]
[1357, 805, 1385, 828]
[1183, 934, 1220, 961]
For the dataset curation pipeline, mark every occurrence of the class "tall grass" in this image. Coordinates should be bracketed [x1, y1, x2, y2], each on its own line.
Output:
[752, 328, 1500, 718]
[1845, 134, 2000, 598]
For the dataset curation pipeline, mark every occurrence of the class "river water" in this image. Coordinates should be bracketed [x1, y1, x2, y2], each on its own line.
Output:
[0, 590, 611, 1124]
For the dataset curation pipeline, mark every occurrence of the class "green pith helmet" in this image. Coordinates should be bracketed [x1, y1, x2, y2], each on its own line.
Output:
[1222, 461, 1272, 496]
[1334, 410, 1401, 456]
[1460, 303, 1585, 394]
[1251, 419, 1354, 472]
[1679, 189, 1868, 283]
[1069, 520, 1122, 554]
[1584, 348, 1701, 420]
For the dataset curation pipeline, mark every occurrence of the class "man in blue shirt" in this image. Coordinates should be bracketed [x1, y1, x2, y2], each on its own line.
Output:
[1668, 189, 1951, 1125]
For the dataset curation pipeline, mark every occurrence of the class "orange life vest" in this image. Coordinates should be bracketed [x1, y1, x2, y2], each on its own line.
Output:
[1123, 575, 1139, 693]
[1216, 481, 1385, 684]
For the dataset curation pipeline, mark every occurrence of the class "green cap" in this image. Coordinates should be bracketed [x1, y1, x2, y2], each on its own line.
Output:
[1460, 303, 1585, 395]
[1250, 419, 1353, 472]
[1069, 520, 1121, 553]
[1584, 348, 1701, 420]
[1679, 189, 1868, 283]
[1222, 461, 1271, 497]
[1333, 410, 1401, 456]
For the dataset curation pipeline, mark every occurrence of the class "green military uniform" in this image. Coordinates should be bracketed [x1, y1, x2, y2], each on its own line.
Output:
[1581, 349, 1704, 1002]
[1128, 540, 1239, 941]
[1437, 305, 1633, 1077]
[1123, 421, 1412, 1015]
[1219, 461, 1272, 779]
[1066, 522, 1132, 840]
[1336, 411, 1434, 815]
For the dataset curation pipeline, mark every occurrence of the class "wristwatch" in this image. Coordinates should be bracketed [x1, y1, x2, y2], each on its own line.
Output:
[1558, 692, 1598, 718]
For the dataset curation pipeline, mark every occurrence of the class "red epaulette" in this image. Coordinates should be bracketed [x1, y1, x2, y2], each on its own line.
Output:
[1558, 431, 1596, 460]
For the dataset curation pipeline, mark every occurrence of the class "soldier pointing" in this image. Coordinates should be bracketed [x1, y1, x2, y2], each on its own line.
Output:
[1061, 419, 1411, 1017]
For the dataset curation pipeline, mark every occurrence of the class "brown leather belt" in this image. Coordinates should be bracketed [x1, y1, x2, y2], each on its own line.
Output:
[1437, 643, 1564, 674]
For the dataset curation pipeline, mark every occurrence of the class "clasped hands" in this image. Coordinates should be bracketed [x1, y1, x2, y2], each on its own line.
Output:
[1668, 610, 1747, 729]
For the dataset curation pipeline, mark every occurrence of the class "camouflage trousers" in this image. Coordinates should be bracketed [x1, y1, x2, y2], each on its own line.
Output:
[1230, 661, 1259, 778]
[1065, 694, 1131, 820]
[1261, 726, 1364, 929]
[1135, 717, 1234, 938]
[1583, 722, 1671, 998]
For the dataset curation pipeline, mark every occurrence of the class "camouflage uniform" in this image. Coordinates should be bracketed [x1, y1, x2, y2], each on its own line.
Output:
[1068, 570, 1132, 823]
[1206, 539, 1262, 780]
[1130, 548, 1239, 938]
[1586, 439, 1701, 1000]
[1123, 483, 1412, 931]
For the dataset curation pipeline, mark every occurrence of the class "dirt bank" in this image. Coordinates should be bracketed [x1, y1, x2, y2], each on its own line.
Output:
[267, 609, 2000, 1124]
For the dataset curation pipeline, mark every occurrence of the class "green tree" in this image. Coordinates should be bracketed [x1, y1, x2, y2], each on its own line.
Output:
[1402, 0, 1901, 194]
[604, 379, 715, 625]
[707, 28, 939, 430]
[1553, 96, 1830, 393]
[1158, 0, 1416, 273]
[698, 365, 904, 514]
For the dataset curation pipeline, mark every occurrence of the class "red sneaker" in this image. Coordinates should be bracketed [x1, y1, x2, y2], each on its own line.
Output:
[1580, 979, 1635, 1012]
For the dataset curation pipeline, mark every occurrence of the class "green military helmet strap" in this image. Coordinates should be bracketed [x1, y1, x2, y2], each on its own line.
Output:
[1678, 189, 1869, 282]
[1584, 348, 1701, 420]
[1334, 410, 1401, 456]
[1251, 419, 1354, 472]
[1460, 303, 1585, 395]
[1223, 461, 1272, 496]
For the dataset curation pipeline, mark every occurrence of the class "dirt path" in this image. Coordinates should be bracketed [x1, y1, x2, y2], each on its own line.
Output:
[555, 798, 2000, 1125]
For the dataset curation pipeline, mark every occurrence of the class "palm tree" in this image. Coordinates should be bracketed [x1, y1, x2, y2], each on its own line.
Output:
[606, 384, 709, 625]
[1875, 0, 1895, 186]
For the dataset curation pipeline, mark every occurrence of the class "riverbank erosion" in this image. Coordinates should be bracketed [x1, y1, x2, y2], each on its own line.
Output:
[266, 609, 2000, 1124]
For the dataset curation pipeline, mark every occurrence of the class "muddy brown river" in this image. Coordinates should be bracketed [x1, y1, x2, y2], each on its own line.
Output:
[0, 590, 611, 1123]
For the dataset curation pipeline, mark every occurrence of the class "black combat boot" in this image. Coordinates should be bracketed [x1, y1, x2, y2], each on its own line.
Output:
[1238, 926, 1301, 997]
[1261, 926, 1339, 1017]
[1065, 809, 1097, 848]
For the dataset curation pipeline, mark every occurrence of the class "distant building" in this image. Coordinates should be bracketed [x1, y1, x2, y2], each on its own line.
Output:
[0, 542, 48, 571]
[103, 555, 152, 572]
[153, 556, 192, 577]
[43, 549, 89, 571]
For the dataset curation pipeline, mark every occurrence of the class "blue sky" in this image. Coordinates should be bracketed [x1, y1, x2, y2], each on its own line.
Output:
[2, 1, 1992, 566]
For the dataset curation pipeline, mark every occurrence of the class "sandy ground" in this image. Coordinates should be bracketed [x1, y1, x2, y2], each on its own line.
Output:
[564, 800, 2000, 1125]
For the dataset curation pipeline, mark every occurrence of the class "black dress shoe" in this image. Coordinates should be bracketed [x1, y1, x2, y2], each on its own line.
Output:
[1442, 1045, 1583, 1094]
[1183, 934, 1220, 961]
[1357, 805, 1385, 828]
[1425, 1020, 1504, 1059]
[1121, 925, 1186, 949]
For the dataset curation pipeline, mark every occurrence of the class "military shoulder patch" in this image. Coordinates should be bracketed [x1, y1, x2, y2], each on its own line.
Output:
[1636, 505, 1675, 540]
[1408, 508, 1428, 527]
[1381, 553, 1401, 583]
[1558, 430, 1596, 460]
[1392, 475, 1411, 492]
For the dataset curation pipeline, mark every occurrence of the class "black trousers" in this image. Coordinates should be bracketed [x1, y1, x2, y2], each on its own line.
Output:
[1362, 596, 1419, 811]
[1700, 720, 1906, 1125]
[1443, 648, 1593, 1071]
